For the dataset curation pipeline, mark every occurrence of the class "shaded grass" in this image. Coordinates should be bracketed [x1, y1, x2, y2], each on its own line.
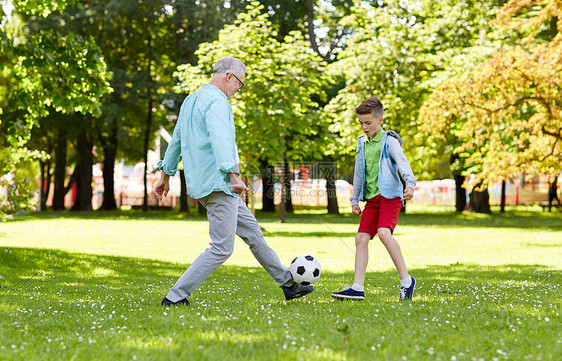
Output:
[1, 247, 560, 361]
[1, 208, 561, 360]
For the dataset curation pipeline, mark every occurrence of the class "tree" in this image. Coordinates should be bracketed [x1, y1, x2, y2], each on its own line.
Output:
[328, 0, 507, 161]
[324, 0, 511, 214]
[175, 2, 331, 214]
[0, 0, 110, 214]
[420, 0, 562, 208]
[305, 0, 354, 62]
[23, 0, 310, 212]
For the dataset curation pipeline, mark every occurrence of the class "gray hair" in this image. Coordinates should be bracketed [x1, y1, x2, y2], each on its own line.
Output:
[213, 57, 246, 75]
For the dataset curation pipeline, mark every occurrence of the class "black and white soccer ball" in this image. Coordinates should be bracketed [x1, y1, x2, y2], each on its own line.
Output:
[289, 255, 321, 285]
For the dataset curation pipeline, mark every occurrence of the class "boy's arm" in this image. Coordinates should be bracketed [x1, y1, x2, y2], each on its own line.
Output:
[388, 138, 417, 190]
[350, 152, 362, 206]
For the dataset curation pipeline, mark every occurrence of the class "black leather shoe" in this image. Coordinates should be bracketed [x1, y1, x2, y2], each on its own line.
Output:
[161, 297, 190, 306]
[283, 283, 314, 300]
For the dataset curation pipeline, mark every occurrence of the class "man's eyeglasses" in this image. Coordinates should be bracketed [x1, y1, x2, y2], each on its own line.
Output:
[229, 73, 244, 89]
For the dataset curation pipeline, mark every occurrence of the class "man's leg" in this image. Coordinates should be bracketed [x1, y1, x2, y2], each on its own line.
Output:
[166, 192, 238, 302]
[235, 197, 293, 287]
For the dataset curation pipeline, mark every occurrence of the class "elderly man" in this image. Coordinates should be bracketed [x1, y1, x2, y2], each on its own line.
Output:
[154, 56, 314, 306]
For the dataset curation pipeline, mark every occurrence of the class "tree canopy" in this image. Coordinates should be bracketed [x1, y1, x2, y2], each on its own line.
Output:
[1, 0, 111, 215]
[3, 0, 560, 214]
[325, 0, 507, 179]
[175, 2, 332, 172]
[419, 0, 562, 184]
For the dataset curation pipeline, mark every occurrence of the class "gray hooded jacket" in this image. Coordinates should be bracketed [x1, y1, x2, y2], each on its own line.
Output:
[350, 130, 417, 206]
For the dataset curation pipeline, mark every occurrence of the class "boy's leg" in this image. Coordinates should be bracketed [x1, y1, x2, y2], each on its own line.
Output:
[166, 192, 238, 302]
[235, 197, 293, 287]
[377, 227, 409, 280]
[353, 232, 372, 286]
[332, 198, 378, 300]
[376, 196, 408, 279]
[376, 196, 416, 299]
[352, 197, 379, 286]
[332, 231, 370, 300]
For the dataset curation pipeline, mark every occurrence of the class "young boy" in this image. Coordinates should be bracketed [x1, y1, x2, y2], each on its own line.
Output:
[332, 96, 417, 300]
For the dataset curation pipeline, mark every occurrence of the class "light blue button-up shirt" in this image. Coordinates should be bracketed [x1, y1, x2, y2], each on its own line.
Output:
[158, 84, 240, 199]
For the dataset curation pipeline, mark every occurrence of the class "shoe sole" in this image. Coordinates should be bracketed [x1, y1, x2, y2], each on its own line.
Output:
[285, 289, 314, 301]
[161, 302, 190, 306]
[161, 299, 190, 306]
[331, 294, 365, 300]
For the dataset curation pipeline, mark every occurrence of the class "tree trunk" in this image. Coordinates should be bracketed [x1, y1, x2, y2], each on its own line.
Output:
[260, 160, 275, 212]
[324, 159, 339, 214]
[500, 180, 506, 213]
[306, 0, 322, 59]
[142, 33, 153, 212]
[454, 174, 466, 212]
[39, 157, 52, 211]
[100, 133, 117, 210]
[469, 184, 491, 214]
[71, 131, 93, 212]
[548, 175, 560, 211]
[283, 160, 293, 213]
[450, 154, 467, 213]
[98, 116, 119, 210]
[179, 169, 189, 212]
[52, 129, 68, 210]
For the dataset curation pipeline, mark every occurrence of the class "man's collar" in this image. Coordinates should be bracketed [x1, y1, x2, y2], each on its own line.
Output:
[203, 83, 227, 100]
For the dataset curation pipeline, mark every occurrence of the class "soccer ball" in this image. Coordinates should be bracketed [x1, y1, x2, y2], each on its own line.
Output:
[289, 255, 321, 285]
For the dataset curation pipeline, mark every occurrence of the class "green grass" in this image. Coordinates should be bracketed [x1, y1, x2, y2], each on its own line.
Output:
[0, 207, 560, 360]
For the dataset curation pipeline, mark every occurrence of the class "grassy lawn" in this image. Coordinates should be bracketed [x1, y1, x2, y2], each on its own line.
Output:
[0, 205, 560, 360]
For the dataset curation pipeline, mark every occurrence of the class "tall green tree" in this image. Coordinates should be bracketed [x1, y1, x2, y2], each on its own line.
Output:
[23, 0, 314, 212]
[420, 0, 562, 201]
[175, 2, 332, 213]
[325, 0, 510, 212]
[0, 0, 110, 215]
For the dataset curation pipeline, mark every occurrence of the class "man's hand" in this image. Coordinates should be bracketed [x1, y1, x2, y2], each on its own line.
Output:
[154, 172, 170, 200]
[229, 173, 249, 195]
[352, 205, 362, 216]
[403, 187, 414, 201]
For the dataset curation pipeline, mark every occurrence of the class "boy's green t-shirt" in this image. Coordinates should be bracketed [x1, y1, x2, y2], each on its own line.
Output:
[364, 130, 385, 199]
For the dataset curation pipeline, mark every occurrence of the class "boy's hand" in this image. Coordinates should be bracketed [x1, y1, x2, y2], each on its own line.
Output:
[403, 187, 414, 201]
[154, 172, 170, 200]
[352, 205, 362, 215]
[229, 173, 249, 195]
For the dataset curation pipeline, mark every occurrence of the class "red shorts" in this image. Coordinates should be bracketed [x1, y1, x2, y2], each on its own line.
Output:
[358, 195, 403, 239]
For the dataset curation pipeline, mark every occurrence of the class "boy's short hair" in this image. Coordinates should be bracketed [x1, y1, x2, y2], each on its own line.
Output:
[356, 96, 384, 119]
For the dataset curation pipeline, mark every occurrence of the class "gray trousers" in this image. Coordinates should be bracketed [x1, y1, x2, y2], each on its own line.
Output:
[167, 191, 293, 301]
